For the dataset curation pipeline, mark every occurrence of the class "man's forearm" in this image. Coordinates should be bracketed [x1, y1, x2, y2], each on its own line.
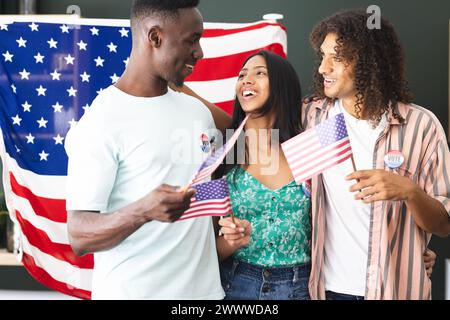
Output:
[68, 202, 148, 256]
[406, 187, 450, 237]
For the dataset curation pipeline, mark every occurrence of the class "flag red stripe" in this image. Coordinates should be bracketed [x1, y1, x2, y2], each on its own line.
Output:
[215, 101, 234, 115]
[184, 204, 231, 215]
[21, 252, 91, 300]
[187, 43, 286, 82]
[188, 199, 230, 209]
[202, 22, 287, 38]
[292, 145, 351, 177]
[179, 212, 231, 221]
[15, 210, 94, 269]
[10, 172, 66, 223]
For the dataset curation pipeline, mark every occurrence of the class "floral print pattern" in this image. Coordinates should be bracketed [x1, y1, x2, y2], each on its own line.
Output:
[226, 167, 312, 267]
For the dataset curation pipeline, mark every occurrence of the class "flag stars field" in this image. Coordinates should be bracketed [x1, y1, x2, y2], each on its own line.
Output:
[16, 37, 27, 48]
[19, 68, 30, 80]
[12, 114, 22, 126]
[3, 50, 14, 62]
[119, 27, 129, 37]
[80, 71, 91, 83]
[94, 56, 105, 67]
[64, 54, 75, 65]
[34, 52, 44, 63]
[53, 134, 65, 145]
[47, 38, 58, 48]
[29, 22, 39, 31]
[90, 27, 99, 36]
[25, 133, 35, 144]
[36, 85, 47, 96]
[52, 102, 63, 113]
[50, 70, 61, 80]
[22, 101, 32, 112]
[60, 24, 69, 33]
[77, 40, 88, 51]
[39, 150, 49, 161]
[107, 42, 118, 53]
[37, 117, 48, 128]
[67, 86, 77, 97]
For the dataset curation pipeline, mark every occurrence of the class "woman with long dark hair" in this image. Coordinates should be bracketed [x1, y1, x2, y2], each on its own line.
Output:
[214, 50, 311, 300]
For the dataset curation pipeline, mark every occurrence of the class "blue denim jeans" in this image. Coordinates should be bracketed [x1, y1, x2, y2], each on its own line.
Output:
[325, 291, 365, 300]
[219, 258, 311, 300]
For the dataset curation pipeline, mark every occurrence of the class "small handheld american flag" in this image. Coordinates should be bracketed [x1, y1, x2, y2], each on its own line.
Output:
[281, 113, 353, 184]
[179, 177, 232, 221]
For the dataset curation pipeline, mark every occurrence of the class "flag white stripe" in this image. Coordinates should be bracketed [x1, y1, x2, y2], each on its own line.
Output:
[11, 193, 69, 244]
[181, 209, 231, 220]
[185, 199, 231, 214]
[3, 153, 66, 198]
[186, 77, 237, 104]
[0, 16, 276, 30]
[281, 129, 317, 150]
[20, 234, 92, 291]
[200, 25, 287, 58]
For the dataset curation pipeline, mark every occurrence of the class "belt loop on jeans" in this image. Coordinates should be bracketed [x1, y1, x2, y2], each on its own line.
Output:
[230, 259, 239, 279]
[293, 266, 299, 283]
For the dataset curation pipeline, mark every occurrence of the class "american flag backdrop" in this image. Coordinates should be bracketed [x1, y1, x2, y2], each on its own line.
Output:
[281, 113, 353, 184]
[0, 17, 287, 299]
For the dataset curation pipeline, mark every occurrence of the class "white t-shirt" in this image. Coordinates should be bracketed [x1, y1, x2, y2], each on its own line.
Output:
[323, 100, 386, 296]
[65, 86, 224, 300]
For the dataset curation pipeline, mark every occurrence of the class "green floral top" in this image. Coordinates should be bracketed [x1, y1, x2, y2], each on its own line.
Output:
[226, 166, 312, 267]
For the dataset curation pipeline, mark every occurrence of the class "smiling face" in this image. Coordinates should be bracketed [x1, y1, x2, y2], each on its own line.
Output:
[157, 8, 204, 86]
[318, 33, 358, 109]
[235, 55, 270, 113]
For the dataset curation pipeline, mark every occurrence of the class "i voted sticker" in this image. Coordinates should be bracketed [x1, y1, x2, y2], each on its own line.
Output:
[302, 180, 311, 198]
[384, 151, 404, 169]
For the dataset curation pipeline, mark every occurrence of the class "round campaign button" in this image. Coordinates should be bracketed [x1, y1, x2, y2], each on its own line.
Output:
[384, 151, 404, 169]
[200, 133, 211, 153]
[302, 180, 311, 198]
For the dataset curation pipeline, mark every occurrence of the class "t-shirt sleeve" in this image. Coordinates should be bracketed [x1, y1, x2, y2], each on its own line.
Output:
[65, 121, 118, 212]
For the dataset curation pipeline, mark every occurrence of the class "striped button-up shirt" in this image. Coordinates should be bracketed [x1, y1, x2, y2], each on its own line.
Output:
[302, 99, 450, 300]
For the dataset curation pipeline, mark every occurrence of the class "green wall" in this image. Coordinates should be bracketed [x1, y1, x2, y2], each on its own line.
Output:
[1, 0, 449, 299]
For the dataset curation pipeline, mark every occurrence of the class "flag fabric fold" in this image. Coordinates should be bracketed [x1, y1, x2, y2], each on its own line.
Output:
[281, 113, 353, 184]
[0, 16, 287, 299]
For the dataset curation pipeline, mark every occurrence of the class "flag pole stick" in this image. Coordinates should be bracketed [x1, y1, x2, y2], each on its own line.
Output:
[350, 154, 358, 173]
[350, 154, 362, 192]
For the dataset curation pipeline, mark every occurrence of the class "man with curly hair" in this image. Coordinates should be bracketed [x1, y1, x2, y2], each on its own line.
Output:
[303, 9, 450, 300]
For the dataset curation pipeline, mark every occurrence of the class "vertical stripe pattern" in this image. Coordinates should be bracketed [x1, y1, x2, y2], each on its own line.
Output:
[304, 100, 450, 300]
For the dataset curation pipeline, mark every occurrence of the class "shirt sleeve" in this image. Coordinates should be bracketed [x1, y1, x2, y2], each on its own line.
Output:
[65, 121, 118, 212]
[422, 121, 450, 217]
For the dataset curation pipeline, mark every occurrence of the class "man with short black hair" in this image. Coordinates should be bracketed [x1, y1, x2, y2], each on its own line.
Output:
[65, 0, 225, 299]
